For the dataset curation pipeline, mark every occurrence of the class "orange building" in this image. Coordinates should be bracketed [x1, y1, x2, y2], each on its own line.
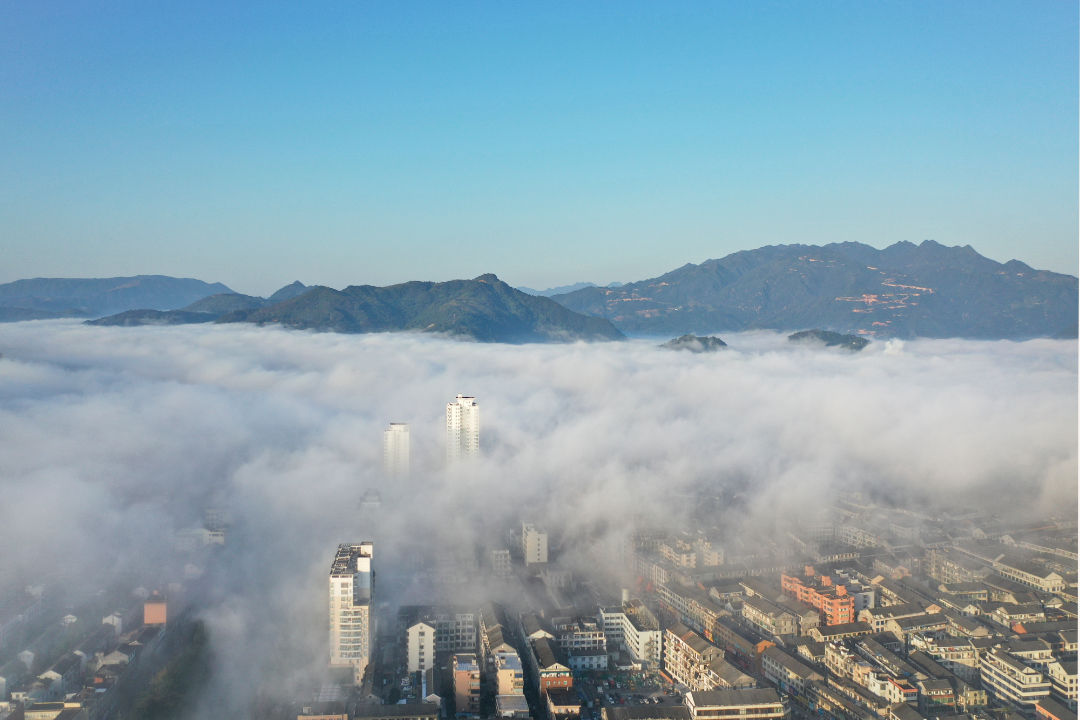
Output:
[780, 571, 854, 626]
[143, 594, 167, 626]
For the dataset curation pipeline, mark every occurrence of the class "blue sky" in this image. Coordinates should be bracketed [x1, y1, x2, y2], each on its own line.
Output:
[2, 1, 1076, 295]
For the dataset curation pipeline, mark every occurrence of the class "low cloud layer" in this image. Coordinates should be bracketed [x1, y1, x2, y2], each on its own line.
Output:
[0, 322, 1075, 714]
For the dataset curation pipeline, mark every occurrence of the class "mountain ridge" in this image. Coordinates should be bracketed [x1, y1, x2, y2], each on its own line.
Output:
[551, 240, 1077, 339]
[0, 275, 233, 319]
[90, 275, 625, 343]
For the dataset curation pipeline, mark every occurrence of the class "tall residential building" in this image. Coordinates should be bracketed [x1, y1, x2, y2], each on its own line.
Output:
[383, 423, 410, 478]
[329, 542, 374, 684]
[446, 395, 479, 463]
[522, 524, 548, 566]
[407, 620, 435, 674]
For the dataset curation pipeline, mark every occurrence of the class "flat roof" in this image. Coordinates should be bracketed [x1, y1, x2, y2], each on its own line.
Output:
[688, 688, 782, 708]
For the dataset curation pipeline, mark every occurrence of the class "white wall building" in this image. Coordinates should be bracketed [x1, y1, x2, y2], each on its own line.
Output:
[446, 395, 480, 463]
[407, 621, 436, 673]
[522, 524, 548, 566]
[383, 423, 410, 478]
[329, 542, 374, 684]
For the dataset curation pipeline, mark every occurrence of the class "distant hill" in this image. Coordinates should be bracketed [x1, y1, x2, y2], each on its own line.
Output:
[0, 275, 233, 320]
[266, 281, 308, 303]
[788, 329, 869, 351]
[182, 293, 267, 314]
[660, 335, 728, 352]
[551, 241, 1078, 339]
[89, 309, 220, 327]
[518, 281, 624, 297]
[91, 275, 624, 343]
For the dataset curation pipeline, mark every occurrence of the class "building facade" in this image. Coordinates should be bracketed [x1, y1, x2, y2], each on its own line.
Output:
[329, 542, 374, 684]
[446, 395, 480, 463]
[383, 423, 410, 478]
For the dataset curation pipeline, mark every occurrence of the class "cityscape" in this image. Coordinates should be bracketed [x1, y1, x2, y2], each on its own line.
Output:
[4, 362, 1074, 720]
[1, 2, 1076, 720]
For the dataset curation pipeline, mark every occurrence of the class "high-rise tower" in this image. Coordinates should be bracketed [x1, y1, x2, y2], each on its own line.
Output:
[329, 542, 374, 684]
[446, 394, 479, 463]
[383, 423, 410, 478]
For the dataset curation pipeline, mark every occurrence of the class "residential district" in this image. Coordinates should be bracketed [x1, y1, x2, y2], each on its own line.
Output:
[0, 395, 1076, 720]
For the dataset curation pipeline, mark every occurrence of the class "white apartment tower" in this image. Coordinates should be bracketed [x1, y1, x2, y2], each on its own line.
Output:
[383, 423, 410, 478]
[407, 620, 436, 673]
[446, 395, 480, 463]
[522, 524, 548, 565]
[329, 542, 374, 684]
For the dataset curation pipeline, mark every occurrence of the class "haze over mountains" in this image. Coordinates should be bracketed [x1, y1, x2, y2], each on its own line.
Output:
[2, 241, 1076, 341]
[0, 275, 231, 321]
[553, 240, 1078, 339]
[88, 274, 624, 343]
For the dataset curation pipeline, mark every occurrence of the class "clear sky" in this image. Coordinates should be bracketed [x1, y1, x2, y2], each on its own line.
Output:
[2, 1, 1077, 296]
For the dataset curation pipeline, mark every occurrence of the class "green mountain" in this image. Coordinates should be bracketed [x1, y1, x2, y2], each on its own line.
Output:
[182, 293, 266, 314]
[788, 329, 869, 351]
[92, 275, 624, 343]
[0, 275, 233, 320]
[88, 310, 220, 327]
[660, 335, 728, 352]
[551, 241, 1078, 339]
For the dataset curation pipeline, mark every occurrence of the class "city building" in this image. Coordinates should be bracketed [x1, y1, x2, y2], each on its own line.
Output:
[981, 648, 1052, 712]
[329, 542, 374, 683]
[407, 621, 435, 674]
[684, 689, 785, 720]
[400, 606, 478, 655]
[598, 600, 662, 668]
[446, 395, 479, 463]
[760, 645, 823, 696]
[453, 653, 481, 716]
[522, 524, 548, 566]
[383, 423, 410, 478]
[527, 637, 573, 695]
[552, 616, 608, 671]
[664, 622, 751, 692]
[781, 571, 856, 626]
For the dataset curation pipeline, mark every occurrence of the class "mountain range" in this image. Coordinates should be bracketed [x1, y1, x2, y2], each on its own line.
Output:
[0, 275, 232, 320]
[87, 275, 624, 343]
[551, 240, 1078, 339]
[3, 241, 1076, 341]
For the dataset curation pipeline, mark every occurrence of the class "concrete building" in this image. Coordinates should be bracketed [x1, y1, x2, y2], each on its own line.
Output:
[740, 595, 798, 637]
[552, 616, 608, 671]
[446, 395, 479, 463]
[781, 571, 856, 626]
[598, 600, 662, 667]
[528, 637, 573, 695]
[453, 653, 481, 716]
[664, 622, 748, 692]
[489, 549, 512, 579]
[522, 524, 548, 566]
[354, 704, 440, 720]
[407, 621, 435, 673]
[760, 646, 822, 697]
[383, 423, 410, 478]
[684, 689, 785, 720]
[981, 648, 1052, 713]
[400, 606, 478, 654]
[329, 542, 374, 683]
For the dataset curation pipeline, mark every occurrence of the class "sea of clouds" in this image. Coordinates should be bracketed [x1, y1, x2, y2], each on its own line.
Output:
[0, 321, 1074, 713]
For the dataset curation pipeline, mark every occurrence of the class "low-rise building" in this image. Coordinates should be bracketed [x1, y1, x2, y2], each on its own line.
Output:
[740, 595, 797, 638]
[760, 645, 822, 697]
[684, 688, 784, 720]
[452, 653, 481, 716]
[808, 622, 872, 643]
[781, 572, 856, 626]
[980, 648, 1052, 712]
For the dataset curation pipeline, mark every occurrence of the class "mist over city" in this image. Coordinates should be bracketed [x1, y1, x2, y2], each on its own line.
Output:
[3, 2, 1078, 720]
[0, 320, 1075, 718]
